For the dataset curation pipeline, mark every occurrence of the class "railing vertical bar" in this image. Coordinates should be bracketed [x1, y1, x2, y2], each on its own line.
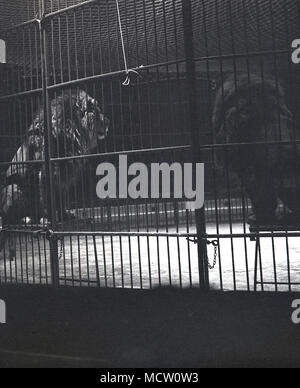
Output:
[182, 0, 209, 291]
[40, 0, 60, 287]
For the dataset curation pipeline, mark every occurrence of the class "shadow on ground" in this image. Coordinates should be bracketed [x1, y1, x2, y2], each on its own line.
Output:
[0, 285, 299, 368]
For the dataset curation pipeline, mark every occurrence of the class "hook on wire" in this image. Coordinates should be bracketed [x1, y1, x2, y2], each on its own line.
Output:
[115, 0, 142, 87]
[122, 69, 142, 86]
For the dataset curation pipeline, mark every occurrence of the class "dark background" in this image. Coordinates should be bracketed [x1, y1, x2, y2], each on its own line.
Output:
[1, 284, 300, 367]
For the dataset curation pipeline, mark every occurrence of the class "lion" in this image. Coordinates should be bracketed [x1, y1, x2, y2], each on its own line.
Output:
[213, 73, 300, 226]
[0, 90, 109, 230]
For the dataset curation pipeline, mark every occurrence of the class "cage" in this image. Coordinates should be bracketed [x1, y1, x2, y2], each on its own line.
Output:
[0, 0, 300, 291]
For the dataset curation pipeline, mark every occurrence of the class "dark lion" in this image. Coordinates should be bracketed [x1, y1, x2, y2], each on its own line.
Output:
[213, 73, 300, 225]
[0, 90, 109, 229]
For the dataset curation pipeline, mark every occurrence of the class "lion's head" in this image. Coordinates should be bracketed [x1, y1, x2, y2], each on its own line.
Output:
[49, 90, 110, 157]
[73, 90, 109, 143]
[27, 90, 109, 159]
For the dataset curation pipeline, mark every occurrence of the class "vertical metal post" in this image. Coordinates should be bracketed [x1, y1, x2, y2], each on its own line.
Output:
[39, 1, 60, 287]
[182, 0, 209, 290]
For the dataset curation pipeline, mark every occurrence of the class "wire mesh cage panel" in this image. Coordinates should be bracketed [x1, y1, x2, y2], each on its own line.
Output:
[0, 0, 300, 291]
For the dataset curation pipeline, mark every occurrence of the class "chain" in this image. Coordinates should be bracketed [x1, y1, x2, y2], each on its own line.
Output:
[33, 228, 64, 261]
[46, 230, 64, 261]
[186, 237, 219, 270]
[57, 236, 64, 261]
[206, 240, 218, 270]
